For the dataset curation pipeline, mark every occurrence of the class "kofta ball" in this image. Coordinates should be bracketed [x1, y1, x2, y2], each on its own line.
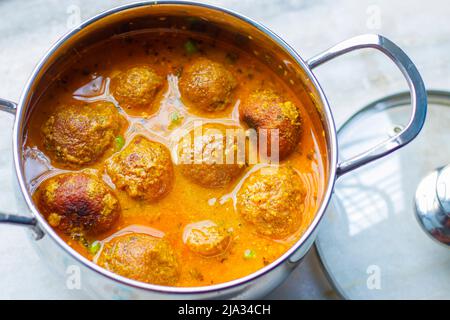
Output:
[237, 166, 306, 239]
[176, 123, 246, 188]
[179, 57, 237, 112]
[106, 136, 174, 201]
[183, 220, 232, 257]
[240, 89, 302, 160]
[97, 233, 180, 285]
[110, 65, 163, 111]
[37, 173, 120, 236]
[42, 102, 122, 167]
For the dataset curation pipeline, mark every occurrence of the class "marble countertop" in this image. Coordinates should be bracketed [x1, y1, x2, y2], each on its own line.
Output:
[0, 0, 448, 299]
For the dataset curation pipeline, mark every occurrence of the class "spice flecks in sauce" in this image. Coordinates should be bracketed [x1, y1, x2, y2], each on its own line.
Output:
[25, 31, 327, 287]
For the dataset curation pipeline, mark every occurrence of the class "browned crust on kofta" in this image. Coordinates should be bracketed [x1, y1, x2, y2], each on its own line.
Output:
[106, 136, 174, 201]
[41, 101, 123, 168]
[110, 65, 164, 111]
[179, 57, 237, 112]
[176, 123, 246, 188]
[239, 89, 302, 160]
[237, 166, 306, 239]
[97, 233, 180, 285]
[37, 173, 121, 236]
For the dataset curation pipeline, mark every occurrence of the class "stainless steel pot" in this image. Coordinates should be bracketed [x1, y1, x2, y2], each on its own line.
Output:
[0, 1, 427, 299]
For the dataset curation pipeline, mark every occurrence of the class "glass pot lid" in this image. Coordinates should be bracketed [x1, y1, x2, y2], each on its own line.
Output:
[316, 90, 450, 299]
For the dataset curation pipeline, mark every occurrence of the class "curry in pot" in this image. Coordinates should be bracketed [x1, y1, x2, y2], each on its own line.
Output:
[24, 27, 328, 287]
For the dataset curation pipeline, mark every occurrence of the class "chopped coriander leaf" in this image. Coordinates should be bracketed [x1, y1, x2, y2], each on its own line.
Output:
[185, 40, 198, 55]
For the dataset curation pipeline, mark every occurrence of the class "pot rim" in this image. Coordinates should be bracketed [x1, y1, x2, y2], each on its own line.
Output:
[13, 0, 338, 295]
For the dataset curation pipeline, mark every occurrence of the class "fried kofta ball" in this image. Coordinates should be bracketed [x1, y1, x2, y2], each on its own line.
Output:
[179, 57, 237, 112]
[176, 123, 246, 188]
[106, 136, 174, 201]
[183, 220, 232, 257]
[237, 166, 306, 239]
[36, 173, 120, 236]
[110, 65, 163, 111]
[240, 89, 302, 160]
[42, 102, 122, 167]
[97, 233, 180, 285]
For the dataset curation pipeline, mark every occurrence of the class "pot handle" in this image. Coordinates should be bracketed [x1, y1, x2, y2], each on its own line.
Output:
[0, 98, 44, 239]
[307, 34, 427, 177]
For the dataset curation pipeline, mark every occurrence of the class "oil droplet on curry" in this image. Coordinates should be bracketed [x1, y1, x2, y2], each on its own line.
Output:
[24, 29, 328, 287]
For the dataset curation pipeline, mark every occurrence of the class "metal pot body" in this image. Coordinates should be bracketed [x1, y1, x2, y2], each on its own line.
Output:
[0, 1, 427, 299]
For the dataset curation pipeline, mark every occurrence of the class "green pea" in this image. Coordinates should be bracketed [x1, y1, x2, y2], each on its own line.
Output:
[171, 111, 182, 123]
[88, 241, 101, 255]
[114, 135, 125, 151]
[169, 111, 184, 129]
[244, 249, 256, 260]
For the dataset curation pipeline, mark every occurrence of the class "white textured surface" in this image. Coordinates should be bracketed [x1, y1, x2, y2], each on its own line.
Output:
[0, 0, 448, 299]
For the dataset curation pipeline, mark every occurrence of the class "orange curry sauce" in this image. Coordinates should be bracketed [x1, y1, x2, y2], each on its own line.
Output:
[24, 30, 328, 287]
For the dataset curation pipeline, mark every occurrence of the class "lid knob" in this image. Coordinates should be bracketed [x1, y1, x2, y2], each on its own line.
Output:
[415, 165, 450, 246]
